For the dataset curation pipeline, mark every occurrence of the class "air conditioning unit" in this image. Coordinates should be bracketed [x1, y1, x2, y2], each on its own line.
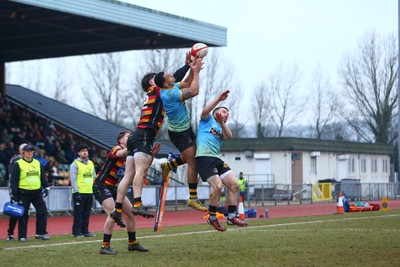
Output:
[254, 153, 270, 159]
[244, 150, 253, 158]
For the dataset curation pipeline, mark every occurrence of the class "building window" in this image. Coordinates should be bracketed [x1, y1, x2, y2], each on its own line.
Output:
[360, 158, 366, 173]
[382, 159, 388, 173]
[348, 158, 355, 173]
[311, 157, 317, 175]
[234, 157, 241, 161]
[371, 158, 377, 173]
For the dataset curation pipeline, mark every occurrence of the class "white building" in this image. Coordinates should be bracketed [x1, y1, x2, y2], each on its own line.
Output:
[220, 137, 393, 185]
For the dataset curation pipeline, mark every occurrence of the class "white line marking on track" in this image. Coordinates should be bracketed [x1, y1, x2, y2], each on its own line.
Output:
[3, 213, 399, 251]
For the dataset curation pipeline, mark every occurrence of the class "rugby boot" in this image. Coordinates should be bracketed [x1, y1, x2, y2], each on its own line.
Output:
[187, 199, 208, 212]
[127, 242, 149, 252]
[100, 246, 117, 255]
[110, 209, 126, 227]
[227, 216, 248, 227]
[207, 218, 226, 232]
[131, 205, 154, 218]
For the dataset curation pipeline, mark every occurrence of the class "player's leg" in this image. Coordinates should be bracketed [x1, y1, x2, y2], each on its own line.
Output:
[196, 156, 226, 232]
[110, 156, 135, 227]
[206, 175, 226, 231]
[131, 154, 153, 218]
[181, 145, 205, 211]
[99, 197, 118, 255]
[122, 196, 149, 252]
[222, 171, 247, 227]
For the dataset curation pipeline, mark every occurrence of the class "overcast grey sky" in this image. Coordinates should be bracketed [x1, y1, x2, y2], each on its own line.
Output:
[6, 0, 397, 127]
[125, 0, 396, 92]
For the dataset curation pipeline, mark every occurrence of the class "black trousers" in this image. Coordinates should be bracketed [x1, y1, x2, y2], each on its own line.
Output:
[72, 193, 93, 235]
[7, 216, 19, 236]
[19, 192, 48, 239]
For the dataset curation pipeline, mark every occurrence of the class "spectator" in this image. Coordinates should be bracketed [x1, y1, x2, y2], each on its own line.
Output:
[91, 154, 103, 175]
[65, 143, 77, 163]
[4, 142, 17, 163]
[46, 161, 64, 186]
[54, 140, 68, 163]
[0, 142, 8, 165]
[44, 136, 55, 156]
[34, 151, 48, 167]
[1, 128, 13, 144]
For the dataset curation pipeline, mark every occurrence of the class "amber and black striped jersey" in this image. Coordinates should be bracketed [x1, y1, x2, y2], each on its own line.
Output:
[95, 145, 125, 186]
[137, 85, 165, 135]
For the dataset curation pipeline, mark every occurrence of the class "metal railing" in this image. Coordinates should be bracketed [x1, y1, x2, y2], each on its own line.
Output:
[1, 182, 399, 214]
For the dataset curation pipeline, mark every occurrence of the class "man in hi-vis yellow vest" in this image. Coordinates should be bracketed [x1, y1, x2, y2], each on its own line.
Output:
[10, 144, 50, 242]
[70, 143, 96, 238]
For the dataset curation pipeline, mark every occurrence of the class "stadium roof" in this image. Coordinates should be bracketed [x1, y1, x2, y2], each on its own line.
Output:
[0, 0, 227, 62]
[221, 138, 393, 155]
[0, 0, 226, 157]
[5, 84, 179, 156]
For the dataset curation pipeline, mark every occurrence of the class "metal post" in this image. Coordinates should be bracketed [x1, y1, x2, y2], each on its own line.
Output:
[398, 0, 400, 183]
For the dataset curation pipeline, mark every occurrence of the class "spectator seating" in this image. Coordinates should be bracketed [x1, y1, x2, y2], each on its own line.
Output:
[0, 163, 6, 185]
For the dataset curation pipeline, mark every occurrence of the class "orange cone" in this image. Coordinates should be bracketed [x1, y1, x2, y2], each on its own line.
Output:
[336, 191, 344, 214]
[238, 196, 245, 220]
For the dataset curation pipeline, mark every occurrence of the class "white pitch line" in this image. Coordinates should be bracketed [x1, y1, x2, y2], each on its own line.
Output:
[249, 228, 400, 232]
[3, 213, 399, 251]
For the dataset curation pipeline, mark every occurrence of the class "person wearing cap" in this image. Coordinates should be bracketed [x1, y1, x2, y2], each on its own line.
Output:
[10, 144, 50, 242]
[6, 143, 26, 241]
[70, 143, 96, 238]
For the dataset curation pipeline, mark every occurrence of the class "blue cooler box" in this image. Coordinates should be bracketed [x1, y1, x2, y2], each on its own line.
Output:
[3, 202, 25, 217]
[247, 208, 257, 218]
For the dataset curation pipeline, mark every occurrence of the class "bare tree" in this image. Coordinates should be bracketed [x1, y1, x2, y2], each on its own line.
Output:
[253, 83, 270, 138]
[226, 86, 246, 137]
[339, 31, 398, 144]
[9, 61, 43, 92]
[80, 53, 129, 125]
[307, 66, 339, 139]
[264, 65, 302, 137]
[52, 58, 69, 103]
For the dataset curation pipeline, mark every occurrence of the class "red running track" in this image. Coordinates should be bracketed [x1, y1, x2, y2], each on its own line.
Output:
[1, 200, 399, 239]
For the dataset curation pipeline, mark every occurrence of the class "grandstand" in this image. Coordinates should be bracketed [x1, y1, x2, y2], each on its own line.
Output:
[0, 0, 227, 186]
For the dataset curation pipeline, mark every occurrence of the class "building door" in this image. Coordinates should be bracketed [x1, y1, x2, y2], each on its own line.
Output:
[337, 160, 346, 180]
[291, 152, 303, 184]
[254, 159, 271, 183]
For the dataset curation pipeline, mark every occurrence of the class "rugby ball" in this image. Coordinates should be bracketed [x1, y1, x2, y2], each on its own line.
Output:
[191, 43, 208, 59]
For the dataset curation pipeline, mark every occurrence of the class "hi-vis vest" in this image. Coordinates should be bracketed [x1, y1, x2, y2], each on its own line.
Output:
[74, 160, 95, 194]
[238, 178, 247, 192]
[17, 159, 41, 190]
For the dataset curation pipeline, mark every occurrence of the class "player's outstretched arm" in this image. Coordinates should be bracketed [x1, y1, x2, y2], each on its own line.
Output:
[173, 52, 191, 82]
[200, 90, 230, 120]
[180, 58, 202, 100]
